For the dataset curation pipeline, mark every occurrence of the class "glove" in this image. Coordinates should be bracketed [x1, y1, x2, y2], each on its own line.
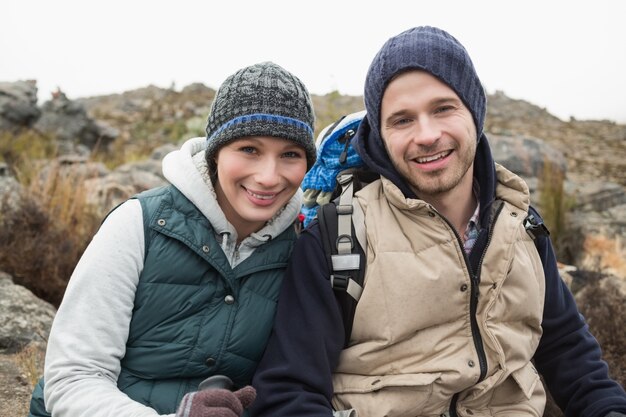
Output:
[175, 386, 256, 417]
[605, 413, 626, 417]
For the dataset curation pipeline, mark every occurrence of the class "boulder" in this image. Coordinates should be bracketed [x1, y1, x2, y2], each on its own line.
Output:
[0, 80, 41, 131]
[489, 134, 567, 179]
[83, 144, 173, 212]
[0, 167, 25, 227]
[0, 272, 56, 352]
[34, 91, 118, 153]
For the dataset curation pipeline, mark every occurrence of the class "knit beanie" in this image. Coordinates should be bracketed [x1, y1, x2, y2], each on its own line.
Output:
[205, 61, 316, 171]
[364, 26, 486, 139]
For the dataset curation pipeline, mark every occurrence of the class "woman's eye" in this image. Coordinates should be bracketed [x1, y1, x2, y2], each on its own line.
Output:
[393, 118, 412, 127]
[240, 146, 256, 154]
[282, 151, 303, 159]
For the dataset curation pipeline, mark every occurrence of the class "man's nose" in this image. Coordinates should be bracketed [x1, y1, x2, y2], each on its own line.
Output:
[412, 117, 441, 146]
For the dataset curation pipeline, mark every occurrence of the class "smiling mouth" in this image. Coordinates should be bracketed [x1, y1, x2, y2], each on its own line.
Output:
[415, 150, 452, 164]
[246, 188, 279, 200]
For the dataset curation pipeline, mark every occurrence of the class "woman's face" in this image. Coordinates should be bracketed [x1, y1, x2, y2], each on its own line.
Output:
[214, 136, 307, 238]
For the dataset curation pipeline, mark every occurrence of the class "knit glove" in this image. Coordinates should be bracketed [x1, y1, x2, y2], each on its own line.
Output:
[175, 386, 256, 417]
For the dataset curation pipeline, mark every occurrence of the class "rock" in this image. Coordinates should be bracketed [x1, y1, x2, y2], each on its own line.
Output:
[0, 80, 41, 131]
[82, 143, 173, 212]
[557, 180, 626, 276]
[33, 90, 118, 153]
[180, 83, 214, 95]
[490, 134, 567, 179]
[0, 172, 25, 227]
[0, 272, 56, 352]
[149, 143, 177, 162]
[567, 181, 626, 212]
[35, 155, 110, 186]
[0, 162, 8, 177]
[84, 169, 166, 212]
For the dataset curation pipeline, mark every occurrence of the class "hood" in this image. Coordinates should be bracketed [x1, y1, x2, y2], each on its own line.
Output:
[161, 137, 303, 250]
[352, 116, 497, 224]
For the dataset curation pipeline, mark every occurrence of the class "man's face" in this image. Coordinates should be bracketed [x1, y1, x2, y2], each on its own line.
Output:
[380, 70, 477, 202]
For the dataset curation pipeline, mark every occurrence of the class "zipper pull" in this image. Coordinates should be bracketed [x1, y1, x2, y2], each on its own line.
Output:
[338, 129, 356, 165]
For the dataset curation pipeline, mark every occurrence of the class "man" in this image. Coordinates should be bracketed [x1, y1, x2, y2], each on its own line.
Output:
[250, 26, 626, 417]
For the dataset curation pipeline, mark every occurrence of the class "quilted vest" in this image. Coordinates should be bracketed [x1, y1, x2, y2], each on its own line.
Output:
[29, 185, 296, 416]
[332, 166, 547, 417]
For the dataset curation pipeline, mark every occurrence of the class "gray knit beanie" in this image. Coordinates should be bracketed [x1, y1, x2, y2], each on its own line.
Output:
[364, 26, 486, 140]
[205, 62, 316, 172]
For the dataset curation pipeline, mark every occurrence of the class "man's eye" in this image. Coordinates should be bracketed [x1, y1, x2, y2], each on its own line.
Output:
[434, 105, 454, 114]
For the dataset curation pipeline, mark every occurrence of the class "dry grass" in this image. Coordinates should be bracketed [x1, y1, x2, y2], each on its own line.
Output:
[0, 130, 56, 171]
[538, 158, 575, 257]
[0, 342, 45, 417]
[14, 343, 45, 389]
[0, 160, 102, 307]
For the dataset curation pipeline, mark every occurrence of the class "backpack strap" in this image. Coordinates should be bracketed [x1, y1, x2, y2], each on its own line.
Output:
[318, 172, 367, 347]
[523, 213, 550, 240]
[332, 173, 364, 301]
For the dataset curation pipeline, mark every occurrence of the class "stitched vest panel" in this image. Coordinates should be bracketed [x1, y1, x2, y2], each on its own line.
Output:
[119, 186, 295, 414]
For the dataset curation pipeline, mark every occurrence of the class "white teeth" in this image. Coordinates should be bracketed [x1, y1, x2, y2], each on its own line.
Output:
[248, 190, 275, 200]
[416, 151, 451, 163]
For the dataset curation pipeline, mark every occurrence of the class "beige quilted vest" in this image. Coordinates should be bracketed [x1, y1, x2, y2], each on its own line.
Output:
[332, 164, 546, 417]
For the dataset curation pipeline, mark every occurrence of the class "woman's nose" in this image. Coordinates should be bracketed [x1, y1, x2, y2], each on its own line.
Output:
[253, 157, 281, 186]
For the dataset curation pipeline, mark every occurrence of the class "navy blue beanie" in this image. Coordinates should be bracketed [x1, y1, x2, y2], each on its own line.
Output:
[364, 26, 486, 139]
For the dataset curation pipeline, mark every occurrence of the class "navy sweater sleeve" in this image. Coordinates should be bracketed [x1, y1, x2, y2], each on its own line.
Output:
[532, 227, 626, 417]
[250, 223, 345, 417]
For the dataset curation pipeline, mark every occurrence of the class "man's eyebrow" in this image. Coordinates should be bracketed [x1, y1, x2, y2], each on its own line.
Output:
[384, 97, 462, 121]
[430, 96, 462, 106]
[385, 109, 413, 121]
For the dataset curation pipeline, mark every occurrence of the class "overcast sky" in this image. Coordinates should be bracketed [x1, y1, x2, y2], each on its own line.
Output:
[2, 0, 626, 123]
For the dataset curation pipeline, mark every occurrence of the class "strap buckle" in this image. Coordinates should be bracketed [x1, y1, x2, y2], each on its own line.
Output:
[524, 214, 550, 239]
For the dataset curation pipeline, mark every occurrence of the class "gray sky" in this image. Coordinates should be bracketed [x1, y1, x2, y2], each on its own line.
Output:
[2, 0, 626, 122]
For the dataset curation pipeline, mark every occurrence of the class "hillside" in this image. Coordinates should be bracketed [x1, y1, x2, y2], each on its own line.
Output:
[485, 91, 626, 186]
[79, 85, 626, 187]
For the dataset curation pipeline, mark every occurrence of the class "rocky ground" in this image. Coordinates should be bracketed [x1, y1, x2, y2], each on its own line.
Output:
[0, 351, 35, 416]
[0, 272, 53, 416]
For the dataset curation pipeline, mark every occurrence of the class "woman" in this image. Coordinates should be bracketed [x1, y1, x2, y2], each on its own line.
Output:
[28, 61, 316, 417]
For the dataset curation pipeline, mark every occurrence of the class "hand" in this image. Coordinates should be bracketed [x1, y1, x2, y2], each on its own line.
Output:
[175, 386, 256, 417]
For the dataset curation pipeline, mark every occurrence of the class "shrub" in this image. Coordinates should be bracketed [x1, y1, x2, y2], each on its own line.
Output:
[538, 158, 572, 255]
[0, 130, 56, 173]
[575, 271, 626, 386]
[0, 162, 101, 307]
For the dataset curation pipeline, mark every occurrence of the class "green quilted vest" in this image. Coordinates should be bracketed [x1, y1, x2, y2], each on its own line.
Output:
[29, 185, 296, 416]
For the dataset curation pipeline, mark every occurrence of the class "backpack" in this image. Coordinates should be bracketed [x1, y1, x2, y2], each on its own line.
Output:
[300, 112, 550, 348]
[300, 111, 367, 228]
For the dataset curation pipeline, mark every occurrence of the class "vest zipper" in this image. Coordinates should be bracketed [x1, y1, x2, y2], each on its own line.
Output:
[233, 243, 241, 263]
[430, 202, 504, 417]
